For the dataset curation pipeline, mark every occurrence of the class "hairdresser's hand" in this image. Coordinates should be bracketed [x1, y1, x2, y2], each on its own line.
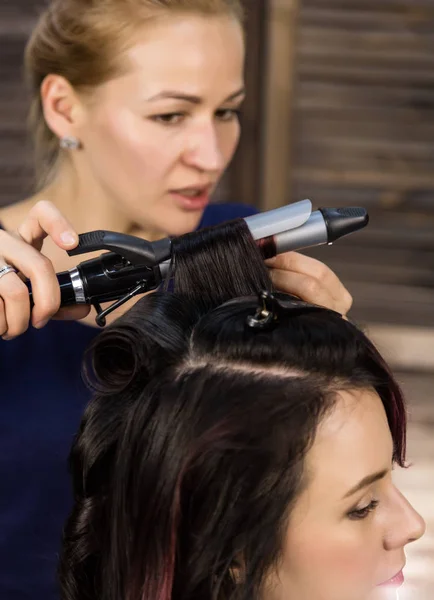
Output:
[266, 252, 353, 316]
[0, 200, 91, 340]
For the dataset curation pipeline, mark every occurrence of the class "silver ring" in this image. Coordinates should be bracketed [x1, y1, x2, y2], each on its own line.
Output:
[0, 265, 17, 280]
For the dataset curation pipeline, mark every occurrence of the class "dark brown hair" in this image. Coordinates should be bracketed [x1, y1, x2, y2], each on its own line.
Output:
[59, 219, 407, 600]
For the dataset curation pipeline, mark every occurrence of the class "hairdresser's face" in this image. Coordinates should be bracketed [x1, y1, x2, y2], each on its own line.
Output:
[264, 389, 425, 600]
[79, 14, 244, 237]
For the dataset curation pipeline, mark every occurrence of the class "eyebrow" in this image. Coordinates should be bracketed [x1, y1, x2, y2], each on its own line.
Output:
[146, 87, 246, 104]
[343, 469, 389, 499]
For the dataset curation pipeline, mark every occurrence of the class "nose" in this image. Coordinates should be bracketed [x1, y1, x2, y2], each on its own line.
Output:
[384, 487, 426, 550]
[183, 122, 225, 173]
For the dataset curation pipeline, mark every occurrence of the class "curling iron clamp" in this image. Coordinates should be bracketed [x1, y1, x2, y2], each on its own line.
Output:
[24, 200, 369, 327]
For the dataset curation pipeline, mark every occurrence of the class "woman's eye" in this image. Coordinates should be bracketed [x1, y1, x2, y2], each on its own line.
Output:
[215, 108, 241, 122]
[348, 500, 380, 521]
[150, 113, 185, 125]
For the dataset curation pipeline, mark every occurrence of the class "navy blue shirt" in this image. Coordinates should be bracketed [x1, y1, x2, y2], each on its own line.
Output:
[0, 203, 256, 600]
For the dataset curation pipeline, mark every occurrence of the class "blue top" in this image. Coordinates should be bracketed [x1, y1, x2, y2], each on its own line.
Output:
[0, 203, 257, 600]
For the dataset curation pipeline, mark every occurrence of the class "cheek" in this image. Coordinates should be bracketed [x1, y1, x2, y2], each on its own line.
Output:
[289, 528, 375, 576]
[90, 110, 176, 182]
[222, 122, 241, 161]
[277, 521, 381, 599]
[233, 120, 241, 143]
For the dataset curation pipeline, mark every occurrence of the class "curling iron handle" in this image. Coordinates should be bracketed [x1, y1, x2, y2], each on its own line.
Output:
[24, 271, 78, 308]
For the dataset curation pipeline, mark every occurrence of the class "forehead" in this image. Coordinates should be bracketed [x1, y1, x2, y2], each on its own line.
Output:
[121, 14, 245, 92]
[304, 389, 394, 500]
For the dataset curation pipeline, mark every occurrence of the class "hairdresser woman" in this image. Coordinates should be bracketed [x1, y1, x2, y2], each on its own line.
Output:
[0, 2, 353, 599]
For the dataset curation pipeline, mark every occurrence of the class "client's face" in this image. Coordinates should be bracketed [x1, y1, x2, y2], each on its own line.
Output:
[264, 389, 425, 600]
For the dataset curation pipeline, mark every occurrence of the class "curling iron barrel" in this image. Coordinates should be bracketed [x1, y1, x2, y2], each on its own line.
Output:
[24, 200, 369, 326]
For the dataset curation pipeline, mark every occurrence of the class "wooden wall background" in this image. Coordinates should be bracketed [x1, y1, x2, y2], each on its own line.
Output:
[288, 0, 434, 328]
[0, 1, 37, 205]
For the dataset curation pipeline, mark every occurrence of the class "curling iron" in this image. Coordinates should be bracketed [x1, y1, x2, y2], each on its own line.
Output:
[24, 199, 369, 327]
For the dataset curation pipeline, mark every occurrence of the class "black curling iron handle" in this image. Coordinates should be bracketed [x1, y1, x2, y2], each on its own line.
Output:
[24, 271, 78, 308]
[24, 253, 159, 308]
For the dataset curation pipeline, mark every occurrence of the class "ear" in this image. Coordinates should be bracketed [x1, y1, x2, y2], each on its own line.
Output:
[229, 556, 245, 585]
[40, 74, 85, 140]
[229, 566, 244, 584]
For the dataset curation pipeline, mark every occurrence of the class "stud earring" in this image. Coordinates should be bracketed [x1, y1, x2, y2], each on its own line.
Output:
[59, 136, 81, 150]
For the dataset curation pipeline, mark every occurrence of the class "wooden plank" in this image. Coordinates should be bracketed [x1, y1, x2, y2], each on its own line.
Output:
[299, 31, 434, 66]
[294, 166, 434, 191]
[293, 153, 434, 178]
[217, 0, 267, 206]
[298, 60, 434, 86]
[0, 3, 37, 207]
[295, 138, 434, 174]
[297, 136, 434, 159]
[295, 81, 434, 111]
[303, 0, 434, 10]
[300, 6, 434, 29]
[260, 0, 300, 210]
[292, 115, 434, 144]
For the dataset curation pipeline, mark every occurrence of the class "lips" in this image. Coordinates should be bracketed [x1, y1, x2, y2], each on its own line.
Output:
[377, 568, 405, 588]
[169, 185, 212, 211]
[171, 183, 212, 196]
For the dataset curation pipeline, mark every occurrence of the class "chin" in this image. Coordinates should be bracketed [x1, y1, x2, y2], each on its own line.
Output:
[162, 210, 205, 238]
[367, 587, 399, 600]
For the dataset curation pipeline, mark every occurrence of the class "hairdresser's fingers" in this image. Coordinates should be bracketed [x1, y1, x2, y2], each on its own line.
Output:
[0, 260, 32, 339]
[0, 200, 80, 330]
[266, 252, 353, 315]
[15, 200, 78, 252]
[0, 296, 7, 336]
[266, 252, 346, 302]
[269, 268, 347, 315]
[52, 305, 92, 321]
[0, 231, 62, 330]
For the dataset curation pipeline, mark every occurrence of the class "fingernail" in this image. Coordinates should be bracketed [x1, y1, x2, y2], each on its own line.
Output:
[34, 319, 49, 330]
[60, 232, 77, 245]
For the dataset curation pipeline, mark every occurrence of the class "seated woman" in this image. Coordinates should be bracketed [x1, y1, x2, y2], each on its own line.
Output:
[59, 219, 425, 600]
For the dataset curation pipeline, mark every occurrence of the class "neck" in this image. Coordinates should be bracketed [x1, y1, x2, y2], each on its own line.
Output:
[37, 162, 166, 241]
[0, 163, 167, 275]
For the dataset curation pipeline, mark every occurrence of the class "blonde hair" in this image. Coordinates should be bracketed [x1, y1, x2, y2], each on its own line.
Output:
[24, 0, 245, 190]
